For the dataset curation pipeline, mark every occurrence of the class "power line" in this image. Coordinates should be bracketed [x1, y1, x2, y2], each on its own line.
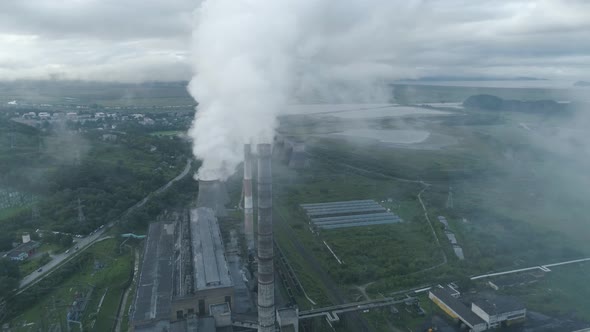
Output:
[446, 186, 453, 209]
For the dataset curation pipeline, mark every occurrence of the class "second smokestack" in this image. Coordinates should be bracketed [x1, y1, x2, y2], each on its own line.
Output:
[243, 144, 254, 250]
[257, 143, 274, 332]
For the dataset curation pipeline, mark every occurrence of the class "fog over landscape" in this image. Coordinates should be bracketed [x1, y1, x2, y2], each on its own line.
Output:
[2, 1, 590, 331]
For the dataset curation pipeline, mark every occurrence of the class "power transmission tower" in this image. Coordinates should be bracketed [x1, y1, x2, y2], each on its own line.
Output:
[46, 295, 64, 332]
[77, 198, 86, 224]
[73, 149, 80, 166]
[446, 186, 454, 209]
[0, 297, 6, 322]
[10, 120, 15, 149]
[32, 199, 40, 221]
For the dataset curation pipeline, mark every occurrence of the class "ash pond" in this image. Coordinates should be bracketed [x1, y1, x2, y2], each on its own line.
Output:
[284, 104, 450, 119]
[328, 128, 430, 144]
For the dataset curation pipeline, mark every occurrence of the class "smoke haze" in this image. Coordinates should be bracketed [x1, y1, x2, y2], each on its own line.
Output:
[186, 0, 402, 180]
[187, 0, 302, 180]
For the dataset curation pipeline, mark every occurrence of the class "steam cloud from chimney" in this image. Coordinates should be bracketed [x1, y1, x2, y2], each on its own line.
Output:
[187, 0, 402, 180]
[187, 0, 301, 180]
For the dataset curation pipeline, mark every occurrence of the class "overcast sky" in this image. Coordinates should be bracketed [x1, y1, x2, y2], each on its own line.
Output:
[1, 0, 589, 82]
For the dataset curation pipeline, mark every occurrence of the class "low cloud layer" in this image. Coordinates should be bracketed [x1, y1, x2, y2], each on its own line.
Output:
[1, 0, 589, 82]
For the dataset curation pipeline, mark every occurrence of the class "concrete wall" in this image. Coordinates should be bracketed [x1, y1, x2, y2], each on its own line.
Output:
[471, 303, 526, 326]
[171, 286, 234, 319]
[428, 292, 459, 319]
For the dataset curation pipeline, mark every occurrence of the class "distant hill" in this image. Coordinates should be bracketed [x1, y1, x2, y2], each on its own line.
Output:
[463, 94, 570, 114]
[402, 76, 546, 82]
[574, 81, 590, 87]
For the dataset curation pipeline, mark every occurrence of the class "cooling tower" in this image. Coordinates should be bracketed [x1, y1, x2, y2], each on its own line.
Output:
[196, 179, 229, 217]
[244, 144, 255, 250]
[257, 143, 275, 332]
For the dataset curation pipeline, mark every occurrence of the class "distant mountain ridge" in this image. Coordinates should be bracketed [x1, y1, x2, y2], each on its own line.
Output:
[401, 76, 546, 82]
[574, 81, 590, 87]
[463, 94, 572, 114]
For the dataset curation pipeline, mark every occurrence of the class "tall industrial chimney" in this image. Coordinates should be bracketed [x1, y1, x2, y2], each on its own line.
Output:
[257, 143, 275, 332]
[244, 144, 255, 250]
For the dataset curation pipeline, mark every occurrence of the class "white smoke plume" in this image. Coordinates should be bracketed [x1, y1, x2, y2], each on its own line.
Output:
[187, 0, 411, 180]
[187, 0, 302, 180]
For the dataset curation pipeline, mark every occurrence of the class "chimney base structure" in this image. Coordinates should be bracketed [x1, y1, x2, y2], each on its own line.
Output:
[196, 179, 229, 217]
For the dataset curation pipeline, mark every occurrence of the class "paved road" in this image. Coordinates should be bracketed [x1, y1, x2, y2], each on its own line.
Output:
[417, 183, 448, 266]
[471, 257, 590, 280]
[17, 159, 192, 292]
[19, 233, 108, 289]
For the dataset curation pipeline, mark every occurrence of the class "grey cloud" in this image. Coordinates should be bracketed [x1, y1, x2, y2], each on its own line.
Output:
[0, 0, 589, 82]
[0, 0, 194, 40]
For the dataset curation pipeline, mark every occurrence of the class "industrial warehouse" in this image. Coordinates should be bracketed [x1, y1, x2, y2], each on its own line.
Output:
[429, 285, 527, 332]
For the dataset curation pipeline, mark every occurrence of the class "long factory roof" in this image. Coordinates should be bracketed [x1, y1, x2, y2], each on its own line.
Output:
[133, 221, 175, 324]
[430, 287, 486, 328]
[190, 207, 233, 291]
[302, 200, 403, 230]
[300, 199, 375, 209]
[472, 294, 525, 315]
[319, 219, 400, 229]
[311, 212, 401, 224]
[306, 205, 386, 217]
[314, 215, 401, 227]
[301, 200, 385, 215]
[303, 201, 382, 210]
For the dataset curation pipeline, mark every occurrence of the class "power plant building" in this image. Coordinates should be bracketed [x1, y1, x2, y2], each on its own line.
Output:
[429, 286, 526, 332]
[189, 207, 234, 315]
[131, 209, 234, 332]
[133, 144, 289, 332]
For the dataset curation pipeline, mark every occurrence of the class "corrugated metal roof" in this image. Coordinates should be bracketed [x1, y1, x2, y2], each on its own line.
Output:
[301, 200, 374, 208]
[191, 207, 233, 291]
[319, 219, 400, 229]
[133, 222, 175, 323]
[472, 294, 525, 315]
[306, 206, 386, 217]
[303, 200, 403, 230]
[430, 287, 485, 328]
[312, 212, 399, 224]
[303, 202, 383, 212]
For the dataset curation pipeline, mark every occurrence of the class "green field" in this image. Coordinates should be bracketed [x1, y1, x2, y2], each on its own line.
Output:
[270, 148, 457, 311]
[273, 95, 590, 329]
[9, 238, 133, 332]
[0, 205, 30, 221]
[507, 263, 590, 321]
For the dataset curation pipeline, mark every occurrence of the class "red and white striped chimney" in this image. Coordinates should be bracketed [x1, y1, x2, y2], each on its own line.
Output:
[257, 143, 275, 332]
[243, 144, 255, 250]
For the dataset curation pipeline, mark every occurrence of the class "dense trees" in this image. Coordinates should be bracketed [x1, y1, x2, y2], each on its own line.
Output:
[0, 258, 20, 298]
[0, 114, 192, 243]
[43, 232, 73, 249]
